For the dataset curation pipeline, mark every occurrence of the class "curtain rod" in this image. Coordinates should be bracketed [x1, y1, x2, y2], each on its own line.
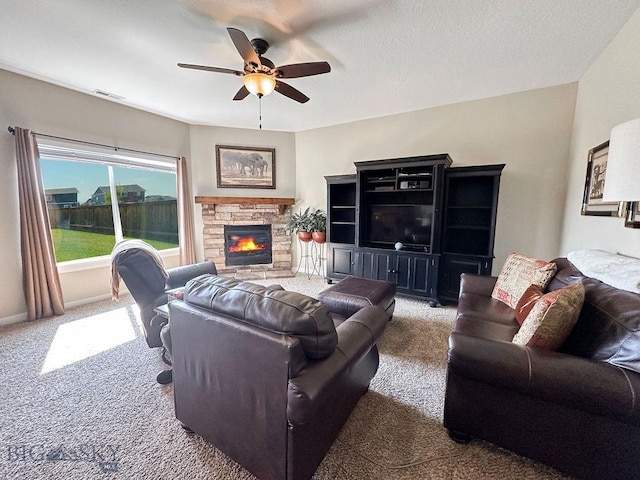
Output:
[7, 126, 179, 161]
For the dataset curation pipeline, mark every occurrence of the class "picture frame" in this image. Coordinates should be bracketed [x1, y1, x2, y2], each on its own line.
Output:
[215, 145, 276, 189]
[624, 202, 640, 228]
[581, 140, 625, 217]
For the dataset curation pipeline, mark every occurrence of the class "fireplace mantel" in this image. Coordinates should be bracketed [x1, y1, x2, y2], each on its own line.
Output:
[195, 196, 295, 215]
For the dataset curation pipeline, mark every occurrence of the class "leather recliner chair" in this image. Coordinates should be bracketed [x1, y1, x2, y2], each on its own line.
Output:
[169, 275, 388, 480]
[110, 240, 217, 381]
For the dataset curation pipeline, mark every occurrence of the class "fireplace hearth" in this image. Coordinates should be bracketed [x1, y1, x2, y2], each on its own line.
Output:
[224, 224, 273, 266]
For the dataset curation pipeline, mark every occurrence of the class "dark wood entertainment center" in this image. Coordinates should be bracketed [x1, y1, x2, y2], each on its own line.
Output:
[325, 154, 504, 305]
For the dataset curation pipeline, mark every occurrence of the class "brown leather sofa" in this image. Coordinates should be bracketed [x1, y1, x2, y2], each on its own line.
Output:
[169, 275, 389, 480]
[444, 258, 640, 480]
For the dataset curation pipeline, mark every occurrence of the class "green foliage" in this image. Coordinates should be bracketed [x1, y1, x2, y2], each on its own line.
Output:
[103, 184, 124, 205]
[285, 207, 327, 233]
[310, 209, 326, 232]
[50, 229, 178, 262]
[285, 207, 314, 233]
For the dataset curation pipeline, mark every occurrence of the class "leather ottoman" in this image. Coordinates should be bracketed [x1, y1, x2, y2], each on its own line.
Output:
[317, 276, 396, 320]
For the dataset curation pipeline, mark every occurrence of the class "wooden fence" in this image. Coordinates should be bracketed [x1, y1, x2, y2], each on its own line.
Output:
[48, 200, 179, 244]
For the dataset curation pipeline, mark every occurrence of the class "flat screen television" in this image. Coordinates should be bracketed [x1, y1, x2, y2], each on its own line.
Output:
[365, 205, 432, 248]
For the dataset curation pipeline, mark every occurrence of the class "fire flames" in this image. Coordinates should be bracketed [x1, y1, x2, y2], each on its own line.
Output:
[229, 237, 265, 253]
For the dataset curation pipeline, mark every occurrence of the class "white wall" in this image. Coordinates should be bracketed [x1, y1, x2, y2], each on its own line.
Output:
[188, 125, 296, 262]
[560, 8, 640, 256]
[0, 69, 190, 321]
[295, 84, 578, 273]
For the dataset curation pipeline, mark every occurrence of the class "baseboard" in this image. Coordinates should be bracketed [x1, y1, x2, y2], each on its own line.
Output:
[64, 293, 113, 309]
[0, 312, 28, 327]
[0, 288, 131, 327]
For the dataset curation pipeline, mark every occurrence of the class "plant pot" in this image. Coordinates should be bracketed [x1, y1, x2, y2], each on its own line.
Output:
[297, 231, 313, 242]
[312, 232, 326, 244]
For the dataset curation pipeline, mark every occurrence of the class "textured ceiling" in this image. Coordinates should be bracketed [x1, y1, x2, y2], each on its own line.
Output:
[1, 0, 639, 132]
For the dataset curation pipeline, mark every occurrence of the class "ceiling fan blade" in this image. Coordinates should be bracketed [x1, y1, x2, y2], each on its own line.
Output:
[178, 63, 243, 76]
[227, 27, 261, 69]
[233, 86, 250, 101]
[275, 61, 331, 79]
[274, 80, 309, 103]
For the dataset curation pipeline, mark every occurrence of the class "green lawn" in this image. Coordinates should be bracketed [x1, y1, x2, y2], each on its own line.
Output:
[51, 229, 178, 262]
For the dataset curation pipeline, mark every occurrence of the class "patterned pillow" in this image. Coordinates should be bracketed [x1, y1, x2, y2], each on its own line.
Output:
[491, 253, 557, 308]
[514, 284, 544, 325]
[512, 282, 585, 350]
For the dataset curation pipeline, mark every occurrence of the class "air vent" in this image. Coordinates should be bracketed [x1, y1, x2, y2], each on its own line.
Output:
[92, 89, 125, 101]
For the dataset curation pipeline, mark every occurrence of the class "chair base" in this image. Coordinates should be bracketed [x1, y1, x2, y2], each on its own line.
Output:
[447, 428, 472, 444]
[156, 369, 173, 384]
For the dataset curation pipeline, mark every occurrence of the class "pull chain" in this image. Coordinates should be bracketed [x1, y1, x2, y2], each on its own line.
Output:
[259, 95, 263, 130]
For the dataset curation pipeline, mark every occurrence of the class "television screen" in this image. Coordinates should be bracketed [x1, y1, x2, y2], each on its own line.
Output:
[366, 205, 432, 246]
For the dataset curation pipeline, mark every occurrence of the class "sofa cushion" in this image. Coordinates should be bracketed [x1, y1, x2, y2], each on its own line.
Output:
[513, 282, 585, 350]
[456, 292, 520, 342]
[514, 285, 544, 325]
[560, 274, 640, 374]
[184, 275, 338, 360]
[491, 253, 557, 308]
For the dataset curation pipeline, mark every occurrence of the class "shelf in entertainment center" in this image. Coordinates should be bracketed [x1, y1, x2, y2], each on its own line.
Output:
[366, 188, 433, 193]
[362, 241, 432, 252]
[445, 225, 490, 230]
[447, 205, 492, 209]
[367, 203, 434, 207]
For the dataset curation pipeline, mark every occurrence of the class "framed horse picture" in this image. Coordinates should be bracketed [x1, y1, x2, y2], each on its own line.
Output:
[215, 145, 276, 189]
[581, 140, 625, 216]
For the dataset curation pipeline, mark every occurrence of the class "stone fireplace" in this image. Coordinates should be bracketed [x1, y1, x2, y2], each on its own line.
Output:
[196, 196, 294, 279]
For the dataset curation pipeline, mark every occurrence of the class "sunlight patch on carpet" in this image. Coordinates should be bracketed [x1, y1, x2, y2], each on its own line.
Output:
[40, 307, 137, 374]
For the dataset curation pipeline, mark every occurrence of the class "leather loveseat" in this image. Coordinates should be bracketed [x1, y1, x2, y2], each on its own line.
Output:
[168, 275, 389, 480]
[444, 258, 640, 480]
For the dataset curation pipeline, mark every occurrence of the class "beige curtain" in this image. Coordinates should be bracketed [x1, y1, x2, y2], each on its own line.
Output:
[177, 156, 196, 265]
[14, 127, 65, 320]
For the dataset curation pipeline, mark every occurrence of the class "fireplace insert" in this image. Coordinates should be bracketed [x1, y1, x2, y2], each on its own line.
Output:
[224, 224, 272, 266]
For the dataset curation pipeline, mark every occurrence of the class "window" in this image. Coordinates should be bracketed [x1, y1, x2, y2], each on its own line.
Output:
[38, 140, 179, 263]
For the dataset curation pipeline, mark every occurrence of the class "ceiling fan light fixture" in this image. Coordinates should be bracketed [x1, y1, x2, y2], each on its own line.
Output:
[243, 73, 276, 97]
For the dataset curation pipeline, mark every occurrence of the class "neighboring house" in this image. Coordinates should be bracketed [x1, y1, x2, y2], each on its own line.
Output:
[144, 195, 176, 202]
[90, 184, 146, 205]
[45, 188, 79, 208]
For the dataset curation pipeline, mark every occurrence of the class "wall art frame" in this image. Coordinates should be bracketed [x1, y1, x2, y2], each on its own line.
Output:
[216, 145, 276, 189]
[581, 140, 625, 217]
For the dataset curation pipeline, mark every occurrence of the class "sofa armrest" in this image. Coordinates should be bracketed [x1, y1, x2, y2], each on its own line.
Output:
[287, 305, 387, 424]
[459, 273, 497, 298]
[165, 261, 217, 289]
[448, 332, 640, 425]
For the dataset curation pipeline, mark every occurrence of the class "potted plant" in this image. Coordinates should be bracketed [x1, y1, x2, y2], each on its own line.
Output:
[310, 209, 327, 244]
[285, 207, 315, 242]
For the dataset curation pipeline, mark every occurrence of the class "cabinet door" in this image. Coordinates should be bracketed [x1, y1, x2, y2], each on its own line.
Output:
[358, 250, 393, 281]
[439, 255, 491, 301]
[328, 245, 355, 278]
[392, 253, 436, 298]
[393, 254, 412, 291]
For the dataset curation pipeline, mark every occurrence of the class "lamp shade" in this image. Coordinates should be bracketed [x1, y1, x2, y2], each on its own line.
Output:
[603, 117, 640, 201]
[243, 73, 276, 97]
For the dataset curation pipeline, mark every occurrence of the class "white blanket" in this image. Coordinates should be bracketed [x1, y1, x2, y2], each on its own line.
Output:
[567, 249, 640, 294]
[110, 239, 168, 300]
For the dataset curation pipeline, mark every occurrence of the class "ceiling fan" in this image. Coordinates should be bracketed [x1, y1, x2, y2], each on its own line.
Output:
[178, 27, 331, 104]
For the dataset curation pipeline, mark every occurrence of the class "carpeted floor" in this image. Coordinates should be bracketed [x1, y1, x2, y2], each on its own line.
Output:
[0, 275, 569, 479]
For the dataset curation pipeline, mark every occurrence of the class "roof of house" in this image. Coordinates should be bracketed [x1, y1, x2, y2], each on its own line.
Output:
[92, 184, 146, 195]
[45, 188, 79, 195]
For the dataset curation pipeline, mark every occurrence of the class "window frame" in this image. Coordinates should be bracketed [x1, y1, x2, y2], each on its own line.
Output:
[37, 139, 179, 269]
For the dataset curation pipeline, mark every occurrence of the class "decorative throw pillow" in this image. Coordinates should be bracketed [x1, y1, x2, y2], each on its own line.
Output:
[514, 284, 544, 325]
[491, 253, 557, 309]
[513, 281, 585, 350]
